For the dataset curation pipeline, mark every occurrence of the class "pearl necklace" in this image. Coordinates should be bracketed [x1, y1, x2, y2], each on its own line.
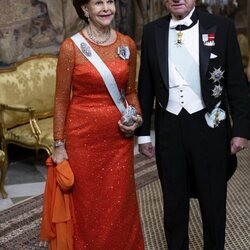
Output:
[87, 26, 111, 45]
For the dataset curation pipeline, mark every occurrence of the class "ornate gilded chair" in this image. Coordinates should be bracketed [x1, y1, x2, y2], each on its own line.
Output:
[0, 54, 57, 197]
[0, 150, 7, 198]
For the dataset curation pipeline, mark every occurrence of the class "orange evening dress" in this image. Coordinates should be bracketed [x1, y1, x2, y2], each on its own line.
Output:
[53, 31, 144, 249]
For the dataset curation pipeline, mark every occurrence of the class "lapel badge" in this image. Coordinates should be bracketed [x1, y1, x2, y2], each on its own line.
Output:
[209, 67, 224, 83]
[212, 84, 223, 98]
[80, 42, 92, 57]
[202, 33, 215, 46]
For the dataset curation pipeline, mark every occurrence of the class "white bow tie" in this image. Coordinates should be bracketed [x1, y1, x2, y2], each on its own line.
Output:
[169, 18, 193, 29]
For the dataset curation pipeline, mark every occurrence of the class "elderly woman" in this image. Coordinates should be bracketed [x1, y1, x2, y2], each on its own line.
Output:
[51, 0, 144, 249]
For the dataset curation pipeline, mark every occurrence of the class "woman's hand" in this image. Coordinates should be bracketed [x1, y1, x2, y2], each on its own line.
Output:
[118, 115, 143, 137]
[52, 145, 68, 164]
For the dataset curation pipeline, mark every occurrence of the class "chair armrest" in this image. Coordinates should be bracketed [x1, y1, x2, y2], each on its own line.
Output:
[0, 103, 41, 142]
[0, 103, 35, 113]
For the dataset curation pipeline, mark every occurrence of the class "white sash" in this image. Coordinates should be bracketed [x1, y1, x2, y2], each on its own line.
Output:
[71, 33, 126, 114]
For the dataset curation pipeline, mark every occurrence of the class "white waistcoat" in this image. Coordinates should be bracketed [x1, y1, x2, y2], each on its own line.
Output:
[166, 22, 205, 115]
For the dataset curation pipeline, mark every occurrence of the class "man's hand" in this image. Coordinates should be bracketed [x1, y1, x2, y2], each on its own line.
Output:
[139, 142, 155, 158]
[230, 137, 248, 154]
[246, 61, 250, 82]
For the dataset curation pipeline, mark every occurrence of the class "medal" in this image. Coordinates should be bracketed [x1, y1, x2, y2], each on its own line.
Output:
[209, 67, 224, 83]
[211, 84, 223, 98]
[117, 46, 130, 60]
[204, 101, 226, 128]
[214, 110, 220, 127]
[202, 33, 215, 46]
[175, 31, 184, 47]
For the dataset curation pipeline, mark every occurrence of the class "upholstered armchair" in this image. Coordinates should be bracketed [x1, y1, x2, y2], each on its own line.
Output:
[0, 54, 58, 197]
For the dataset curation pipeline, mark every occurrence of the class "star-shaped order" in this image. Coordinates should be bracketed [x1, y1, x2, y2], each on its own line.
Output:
[209, 67, 224, 83]
[212, 84, 223, 98]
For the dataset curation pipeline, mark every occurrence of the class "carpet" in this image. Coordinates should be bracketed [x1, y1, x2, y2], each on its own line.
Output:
[0, 149, 249, 250]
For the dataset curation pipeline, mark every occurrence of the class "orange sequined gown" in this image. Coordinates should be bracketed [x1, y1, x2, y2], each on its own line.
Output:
[54, 31, 144, 249]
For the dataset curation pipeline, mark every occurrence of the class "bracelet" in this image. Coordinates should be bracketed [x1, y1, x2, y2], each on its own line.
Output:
[53, 140, 65, 148]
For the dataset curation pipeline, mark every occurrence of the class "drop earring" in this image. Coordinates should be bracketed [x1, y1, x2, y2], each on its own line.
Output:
[83, 10, 90, 22]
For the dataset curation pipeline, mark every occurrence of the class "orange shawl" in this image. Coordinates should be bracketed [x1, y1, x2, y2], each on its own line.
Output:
[40, 157, 75, 250]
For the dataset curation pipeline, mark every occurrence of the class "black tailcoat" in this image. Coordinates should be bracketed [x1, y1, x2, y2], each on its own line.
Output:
[137, 9, 249, 165]
[136, 9, 250, 249]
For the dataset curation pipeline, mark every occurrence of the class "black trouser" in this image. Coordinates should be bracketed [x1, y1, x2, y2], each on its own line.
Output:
[155, 107, 229, 250]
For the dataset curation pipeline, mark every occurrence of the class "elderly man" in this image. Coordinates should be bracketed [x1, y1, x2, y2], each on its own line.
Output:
[136, 0, 249, 249]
